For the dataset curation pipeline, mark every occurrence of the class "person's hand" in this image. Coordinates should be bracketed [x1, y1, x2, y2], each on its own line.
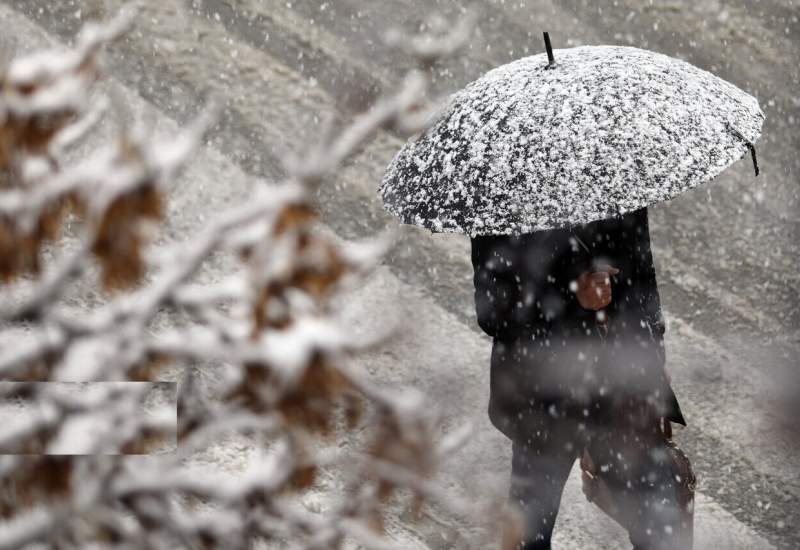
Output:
[573, 266, 620, 311]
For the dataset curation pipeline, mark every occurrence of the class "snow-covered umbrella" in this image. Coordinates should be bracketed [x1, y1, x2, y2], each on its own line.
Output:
[380, 34, 764, 236]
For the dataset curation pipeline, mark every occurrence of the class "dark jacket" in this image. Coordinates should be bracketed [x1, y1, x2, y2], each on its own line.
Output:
[471, 208, 685, 442]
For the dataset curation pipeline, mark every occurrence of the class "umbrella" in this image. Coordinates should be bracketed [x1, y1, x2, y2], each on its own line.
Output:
[380, 33, 764, 236]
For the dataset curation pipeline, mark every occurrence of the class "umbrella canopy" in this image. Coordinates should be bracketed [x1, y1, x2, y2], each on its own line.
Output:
[380, 43, 764, 236]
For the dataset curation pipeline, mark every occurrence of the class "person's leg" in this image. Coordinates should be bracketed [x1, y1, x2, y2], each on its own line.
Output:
[506, 419, 580, 550]
[587, 409, 693, 550]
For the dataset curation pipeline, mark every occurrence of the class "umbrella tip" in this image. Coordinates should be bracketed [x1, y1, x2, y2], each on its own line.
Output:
[543, 31, 555, 68]
[728, 123, 759, 177]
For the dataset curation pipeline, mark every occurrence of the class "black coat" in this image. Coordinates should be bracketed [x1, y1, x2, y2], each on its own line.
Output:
[471, 208, 685, 442]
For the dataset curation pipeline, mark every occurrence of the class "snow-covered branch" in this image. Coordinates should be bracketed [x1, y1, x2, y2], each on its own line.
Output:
[0, 8, 475, 549]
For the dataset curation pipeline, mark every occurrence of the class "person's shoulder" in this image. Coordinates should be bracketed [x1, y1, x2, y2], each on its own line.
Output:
[610, 208, 649, 234]
[471, 233, 516, 263]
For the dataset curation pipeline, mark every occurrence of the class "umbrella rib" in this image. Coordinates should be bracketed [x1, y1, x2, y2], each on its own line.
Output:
[727, 123, 760, 177]
[747, 143, 759, 177]
[572, 233, 591, 254]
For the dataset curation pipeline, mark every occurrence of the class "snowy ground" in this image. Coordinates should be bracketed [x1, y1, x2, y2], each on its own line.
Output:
[0, 1, 797, 549]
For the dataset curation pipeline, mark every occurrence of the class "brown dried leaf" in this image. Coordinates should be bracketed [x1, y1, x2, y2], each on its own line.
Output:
[121, 428, 168, 454]
[273, 203, 315, 236]
[128, 352, 170, 382]
[0, 457, 72, 518]
[343, 392, 364, 430]
[224, 361, 275, 414]
[252, 282, 292, 334]
[289, 464, 317, 491]
[278, 355, 351, 434]
[91, 184, 163, 291]
[15, 111, 74, 153]
[0, 122, 13, 172]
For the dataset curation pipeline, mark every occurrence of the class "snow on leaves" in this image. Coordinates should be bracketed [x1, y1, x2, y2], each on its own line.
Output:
[0, 8, 470, 550]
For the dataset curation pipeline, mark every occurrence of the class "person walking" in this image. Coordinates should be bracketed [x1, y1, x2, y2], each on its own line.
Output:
[380, 33, 763, 549]
[471, 207, 692, 549]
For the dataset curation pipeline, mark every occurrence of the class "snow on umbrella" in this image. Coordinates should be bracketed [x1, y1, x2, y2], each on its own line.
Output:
[380, 34, 764, 236]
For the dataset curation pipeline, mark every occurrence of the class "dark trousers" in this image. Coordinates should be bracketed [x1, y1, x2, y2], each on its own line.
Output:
[507, 408, 692, 550]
